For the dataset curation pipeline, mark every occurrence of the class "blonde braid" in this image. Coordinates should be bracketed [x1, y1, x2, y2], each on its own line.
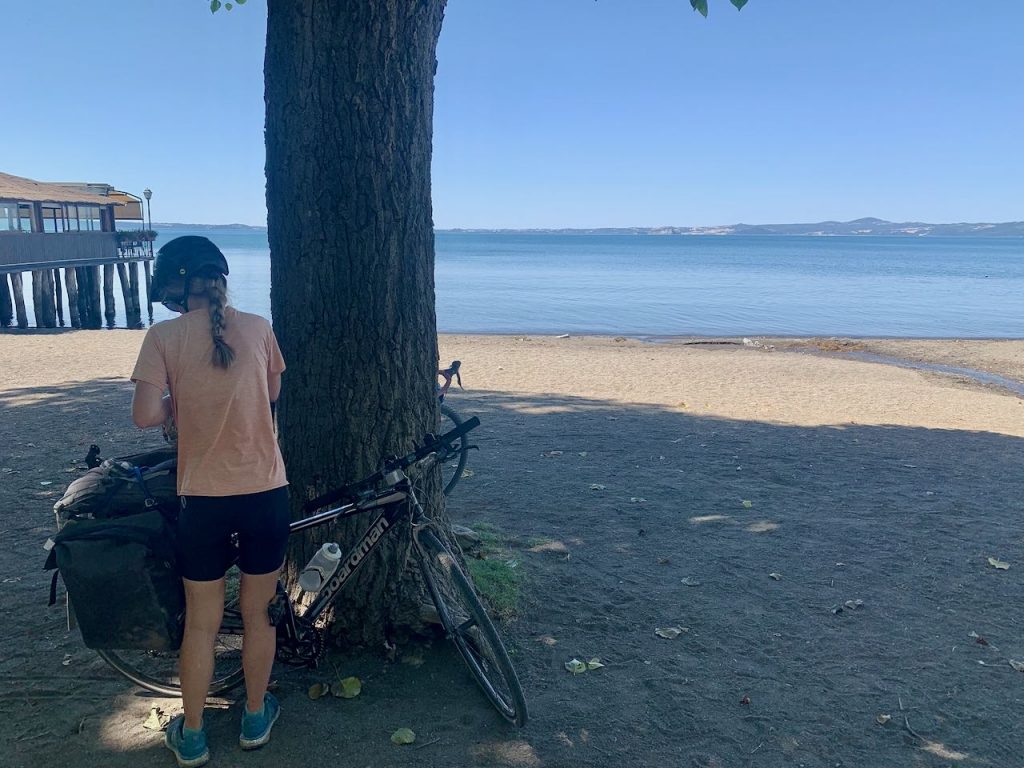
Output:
[206, 277, 235, 368]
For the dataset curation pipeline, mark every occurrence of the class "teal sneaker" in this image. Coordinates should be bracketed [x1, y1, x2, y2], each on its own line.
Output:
[239, 692, 281, 750]
[164, 715, 209, 768]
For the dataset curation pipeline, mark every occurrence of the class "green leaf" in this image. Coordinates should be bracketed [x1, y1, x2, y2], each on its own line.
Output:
[236, 0, 247, 4]
[391, 728, 416, 745]
[690, 0, 709, 17]
[225, 2, 233, 9]
[209, 0, 221, 13]
[731, 0, 749, 9]
[333, 676, 362, 699]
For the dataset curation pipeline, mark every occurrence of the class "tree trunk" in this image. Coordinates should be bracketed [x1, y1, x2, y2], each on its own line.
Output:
[265, 0, 447, 646]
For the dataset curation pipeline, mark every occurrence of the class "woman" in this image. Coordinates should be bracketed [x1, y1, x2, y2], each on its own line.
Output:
[131, 236, 288, 767]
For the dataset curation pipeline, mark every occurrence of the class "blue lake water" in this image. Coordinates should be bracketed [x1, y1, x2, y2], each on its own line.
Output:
[45, 230, 1024, 337]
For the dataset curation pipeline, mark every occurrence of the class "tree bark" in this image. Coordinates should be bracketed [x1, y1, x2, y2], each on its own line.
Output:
[265, 0, 447, 646]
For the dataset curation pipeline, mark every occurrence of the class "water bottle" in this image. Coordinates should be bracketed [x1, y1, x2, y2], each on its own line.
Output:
[298, 542, 342, 593]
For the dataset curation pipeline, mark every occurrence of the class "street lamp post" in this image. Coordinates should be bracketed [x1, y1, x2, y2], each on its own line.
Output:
[142, 188, 153, 322]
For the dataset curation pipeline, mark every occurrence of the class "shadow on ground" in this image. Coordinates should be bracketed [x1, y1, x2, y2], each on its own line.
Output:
[1, 381, 1022, 767]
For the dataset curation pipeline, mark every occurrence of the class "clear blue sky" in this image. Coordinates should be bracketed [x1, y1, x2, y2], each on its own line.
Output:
[2, 1, 1021, 227]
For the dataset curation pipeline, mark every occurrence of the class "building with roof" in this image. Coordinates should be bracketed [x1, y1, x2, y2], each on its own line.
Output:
[0, 172, 153, 329]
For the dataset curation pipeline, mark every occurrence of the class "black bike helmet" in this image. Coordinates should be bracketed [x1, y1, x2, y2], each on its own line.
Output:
[151, 236, 229, 311]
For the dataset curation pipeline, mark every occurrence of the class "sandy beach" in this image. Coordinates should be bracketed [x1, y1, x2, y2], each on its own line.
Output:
[1, 330, 1022, 767]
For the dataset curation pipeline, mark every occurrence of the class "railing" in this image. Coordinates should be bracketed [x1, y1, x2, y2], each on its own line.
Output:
[0, 231, 120, 271]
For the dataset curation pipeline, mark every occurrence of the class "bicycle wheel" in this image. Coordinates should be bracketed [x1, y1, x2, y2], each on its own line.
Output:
[415, 528, 527, 726]
[96, 618, 245, 697]
[439, 403, 470, 496]
[96, 567, 246, 696]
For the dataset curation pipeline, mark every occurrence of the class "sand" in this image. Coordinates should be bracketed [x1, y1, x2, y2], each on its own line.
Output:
[1, 330, 1022, 767]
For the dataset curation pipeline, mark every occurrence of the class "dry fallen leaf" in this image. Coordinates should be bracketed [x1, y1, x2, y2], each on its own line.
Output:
[769, 572, 782, 581]
[988, 557, 1011, 570]
[1010, 660, 1024, 673]
[307, 682, 330, 700]
[589, 484, 606, 491]
[390, 728, 416, 745]
[460, 468, 475, 479]
[969, 631, 990, 647]
[586, 658, 605, 670]
[742, 500, 753, 508]
[740, 695, 751, 706]
[142, 706, 170, 731]
[680, 577, 702, 587]
[542, 450, 564, 457]
[654, 626, 688, 640]
[630, 497, 647, 503]
[876, 714, 892, 725]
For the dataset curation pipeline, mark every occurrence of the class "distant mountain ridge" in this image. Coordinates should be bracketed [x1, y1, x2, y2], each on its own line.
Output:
[442, 218, 1024, 237]
[150, 218, 1024, 237]
[152, 222, 267, 232]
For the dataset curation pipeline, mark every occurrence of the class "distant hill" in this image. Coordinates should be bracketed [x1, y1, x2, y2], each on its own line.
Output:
[150, 218, 1024, 237]
[152, 222, 267, 232]
[441, 218, 1024, 237]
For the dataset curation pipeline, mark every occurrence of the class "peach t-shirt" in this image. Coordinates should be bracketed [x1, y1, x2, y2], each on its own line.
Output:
[131, 306, 288, 497]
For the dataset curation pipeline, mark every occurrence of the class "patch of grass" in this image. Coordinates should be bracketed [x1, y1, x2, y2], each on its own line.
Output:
[466, 556, 521, 620]
[468, 521, 505, 550]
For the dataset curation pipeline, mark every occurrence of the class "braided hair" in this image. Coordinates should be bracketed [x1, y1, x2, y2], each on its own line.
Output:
[193, 274, 235, 368]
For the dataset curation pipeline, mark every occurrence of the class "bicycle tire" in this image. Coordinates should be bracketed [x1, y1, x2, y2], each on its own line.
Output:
[415, 528, 528, 726]
[96, 579, 247, 697]
[439, 403, 470, 496]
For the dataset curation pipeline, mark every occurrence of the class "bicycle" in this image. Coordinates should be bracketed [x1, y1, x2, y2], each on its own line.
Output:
[437, 359, 471, 496]
[96, 417, 528, 726]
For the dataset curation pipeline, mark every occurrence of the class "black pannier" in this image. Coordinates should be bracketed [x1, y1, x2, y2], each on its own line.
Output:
[45, 447, 184, 651]
[46, 510, 184, 650]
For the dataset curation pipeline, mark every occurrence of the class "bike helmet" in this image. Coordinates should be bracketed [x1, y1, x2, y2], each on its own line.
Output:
[151, 236, 229, 312]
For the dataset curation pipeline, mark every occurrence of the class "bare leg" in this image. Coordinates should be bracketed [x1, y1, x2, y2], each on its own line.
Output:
[240, 569, 280, 713]
[180, 577, 226, 730]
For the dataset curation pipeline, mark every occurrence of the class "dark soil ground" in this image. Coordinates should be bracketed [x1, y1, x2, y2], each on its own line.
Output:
[2, 338, 1024, 768]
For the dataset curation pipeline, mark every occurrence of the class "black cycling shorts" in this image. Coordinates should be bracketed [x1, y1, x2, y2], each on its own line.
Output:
[177, 485, 290, 582]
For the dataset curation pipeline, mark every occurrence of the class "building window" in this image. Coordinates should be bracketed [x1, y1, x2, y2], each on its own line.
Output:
[0, 203, 18, 231]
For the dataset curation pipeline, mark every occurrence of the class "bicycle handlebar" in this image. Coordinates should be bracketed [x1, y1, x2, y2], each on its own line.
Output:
[302, 416, 480, 512]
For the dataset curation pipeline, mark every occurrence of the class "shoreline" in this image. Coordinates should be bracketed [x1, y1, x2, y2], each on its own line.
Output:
[3, 330, 1022, 395]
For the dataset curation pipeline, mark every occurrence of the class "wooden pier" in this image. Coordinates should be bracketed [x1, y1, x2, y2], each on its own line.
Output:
[1, 172, 153, 329]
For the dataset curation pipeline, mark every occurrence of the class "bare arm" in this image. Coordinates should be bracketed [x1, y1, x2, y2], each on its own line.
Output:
[268, 370, 282, 404]
[132, 381, 172, 429]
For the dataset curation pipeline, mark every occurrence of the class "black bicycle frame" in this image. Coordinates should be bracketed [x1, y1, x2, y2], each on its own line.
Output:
[290, 484, 415, 623]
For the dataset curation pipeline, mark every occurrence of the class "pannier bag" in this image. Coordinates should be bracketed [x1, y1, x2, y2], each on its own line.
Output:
[45, 509, 184, 651]
[53, 447, 177, 528]
[44, 447, 183, 651]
